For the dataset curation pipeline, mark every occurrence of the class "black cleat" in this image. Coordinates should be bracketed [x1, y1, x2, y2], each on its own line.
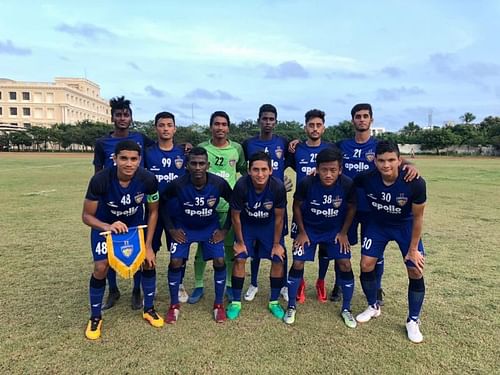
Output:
[102, 289, 120, 310]
[329, 285, 342, 302]
[377, 288, 385, 306]
[131, 289, 143, 310]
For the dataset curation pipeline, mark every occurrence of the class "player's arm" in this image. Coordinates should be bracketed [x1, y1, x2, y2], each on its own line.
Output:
[292, 198, 310, 248]
[231, 209, 247, 256]
[93, 141, 104, 174]
[335, 202, 356, 253]
[82, 199, 127, 234]
[401, 158, 420, 182]
[236, 143, 248, 176]
[405, 202, 426, 273]
[271, 207, 286, 260]
[288, 139, 301, 153]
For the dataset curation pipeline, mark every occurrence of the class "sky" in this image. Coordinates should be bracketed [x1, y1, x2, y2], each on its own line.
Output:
[1, 0, 499, 131]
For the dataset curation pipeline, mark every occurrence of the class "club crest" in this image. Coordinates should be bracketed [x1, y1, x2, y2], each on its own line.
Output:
[275, 146, 283, 159]
[263, 200, 274, 210]
[175, 156, 184, 169]
[134, 193, 144, 204]
[207, 197, 217, 207]
[396, 194, 408, 206]
[332, 196, 343, 208]
[120, 242, 134, 258]
[365, 150, 375, 162]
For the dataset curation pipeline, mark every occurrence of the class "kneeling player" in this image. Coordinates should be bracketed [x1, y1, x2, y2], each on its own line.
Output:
[286, 148, 357, 326]
[82, 140, 163, 340]
[354, 141, 427, 343]
[226, 151, 287, 321]
[161, 147, 232, 324]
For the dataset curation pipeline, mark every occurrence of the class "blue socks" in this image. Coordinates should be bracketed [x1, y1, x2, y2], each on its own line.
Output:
[318, 245, 330, 280]
[89, 275, 106, 318]
[338, 270, 355, 311]
[141, 269, 156, 311]
[408, 277, 425, 321]
[287, 267, 304, 309]
[360, 270, 377, 306]
[213, 264, 226, 305]
[250, 257, 261, 287]
[270, 276, 283, 301]
[231, 276, 245, 302]
[168, 265, 182, 305]
[375, 258, 384, 290]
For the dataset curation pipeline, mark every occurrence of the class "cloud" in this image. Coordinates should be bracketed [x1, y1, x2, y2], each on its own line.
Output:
[145, 85, 167, 98]
[429, 53, 500, 79]
[279, 104, 300, 111]
[265, 61, 309, 79]
[326, 71, 368, 80]
[376, 86, 425, 101]
[55, 23, 115, 41]
[128, 62, 141, 71]
[185, 88, 240, 101]
[0, 40, 31, 55]
[179, 102, 202, 110]
[381, 66, 404, 78]
[332, 98, 347, 105]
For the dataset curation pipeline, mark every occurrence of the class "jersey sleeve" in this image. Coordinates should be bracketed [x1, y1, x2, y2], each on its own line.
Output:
[142, 171, 159, 202]
[410, 177, 427, 204]
[230, 179, 246, 211]
[341, 175, 356, 204]
[241, 139, 249, 160]
[93, 140, 105, 168]
[293, 177, 309, 201]
[272, 178, 287, 208]
[286, 148, 297, 171]
[235, 142, 247, 175]
[142, 134, 155, 148]
[85, 172, 107, 201]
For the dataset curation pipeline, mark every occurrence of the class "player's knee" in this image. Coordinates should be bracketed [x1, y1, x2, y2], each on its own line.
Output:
[93, 261, 108, 278]
[337, 259, 352, 272]
[292, 260, 304, 271]
[360, 257, 376, 272]
[407, 267, 423, 279]
[170, 258, 183, 268]
[213, 257, 225, 268]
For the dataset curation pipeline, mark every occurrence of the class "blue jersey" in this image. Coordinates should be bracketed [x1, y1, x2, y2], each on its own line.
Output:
[85, 166, 158, 226]
[231, 175, 287, 227]
[294, 174, 355, 241]
[354, 169, 426, 225]
[288, 141, 338, 185]
[242, 135, 288, 181]
[145, 143, 186, 195]
[161, 173, 233, 231]
[93, 131, 154, 169]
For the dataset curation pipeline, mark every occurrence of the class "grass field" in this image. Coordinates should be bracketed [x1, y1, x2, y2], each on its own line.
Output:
[0, 153, 499, 374]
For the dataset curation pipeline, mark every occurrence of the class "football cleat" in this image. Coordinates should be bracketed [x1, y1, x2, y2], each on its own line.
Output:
[268, 301, 285, 320]
[131, 289, 143, 310]
[377, 288, 385, 306]
[178, 284, 189, 303]
[166, 304, 180, 324]
[280, 286, 289, 302]
[316, 279, 327, 303]
[102, 289, 120, 310]
[297, 279, 306, 304]
[143, 308, 164, 328]
[85, 317, 102, 340]
[406, 319, 424, 343]
[341, 309, 357, 329]
[329, 284, 342, 302]
[213, 304, 227, 323]
[188, 287, 204, 304]
[283, 307, 296, 325]
[244, 284, 258, 301]
[226, 302, 241, 320]
[356, 304, 381, 323]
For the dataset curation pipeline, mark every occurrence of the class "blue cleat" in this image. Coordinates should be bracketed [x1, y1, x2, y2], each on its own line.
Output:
[188, 287, 204, 304]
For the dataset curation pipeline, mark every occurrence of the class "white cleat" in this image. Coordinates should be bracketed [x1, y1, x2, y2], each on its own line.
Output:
[356, 304, 381, 323]
[244, 284, 259, 301]
[178, 284, 189, 303]
[280, 286, 289, 302]
[406, 319, 424, 343]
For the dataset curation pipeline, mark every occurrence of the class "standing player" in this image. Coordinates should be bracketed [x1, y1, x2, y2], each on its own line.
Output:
[226, 152, 287, 321]
[285, 148, 357, 327]
[93, 96, 154, 311]
[161, 147, 233, 323]
[241, 104, 290, 302]
[82, 140, 163, 340]
[189, 111, 247, 304]
[354, 141, 426, 343]
[145, 111, 189, 302]
[287, 109, 339, 303]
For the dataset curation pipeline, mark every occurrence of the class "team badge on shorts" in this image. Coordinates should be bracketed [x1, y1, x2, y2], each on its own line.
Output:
[275, 146, 283, 159]
[175, 156, 184, 169]
[396, 194, 408, 206]
[332, 196, 343, 208]
[101, 225, 147, 279]
[365, 151, 375, 162]
[229, 159, 236, 167]
[263, 200, 274, 210]
[207, 197, 217, 207]
[134, 193, 144, 204]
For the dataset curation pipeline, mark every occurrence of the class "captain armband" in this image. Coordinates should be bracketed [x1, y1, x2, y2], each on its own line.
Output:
[147, 191, 160, 203]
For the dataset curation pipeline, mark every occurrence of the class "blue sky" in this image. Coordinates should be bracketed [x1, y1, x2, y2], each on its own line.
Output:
[1, 0, 499, 130]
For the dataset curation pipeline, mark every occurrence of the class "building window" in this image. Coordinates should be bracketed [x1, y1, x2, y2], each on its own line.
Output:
[22, 92, 30, 100]
[0, 107, 2, 115]
[0, 92, 2, 100]
[10, 107, 18, 116]
[23, 108, 31, 116]
[9, 92, 17, 100]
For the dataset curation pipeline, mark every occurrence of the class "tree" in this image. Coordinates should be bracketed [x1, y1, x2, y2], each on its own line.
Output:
[9, 131, 32, 151]
[480, 116, 500, 150]
[399, 121, 422, 143]
[460, 112, 476, 125]
[420, 127, 458, 154]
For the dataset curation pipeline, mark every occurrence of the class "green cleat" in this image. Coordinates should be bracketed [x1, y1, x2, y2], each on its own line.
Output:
[226, 301, 242, 320]
[268, 301, 285, 320]
[341, 309, 357, 329]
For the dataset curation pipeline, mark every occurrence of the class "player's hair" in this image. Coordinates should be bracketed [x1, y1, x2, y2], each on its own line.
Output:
[248, 151, 272, 169]
[350, 103, 372, 119]
[188, 146, 208, 161]
[375, 140, 400, 157]
[154, 111, 175, 126]
[258, 104, 277, 119]
[209, 111, 230, 127]
[305, 109, 325, 124]
[316, 147, 343, 167]
[114, 140, 141, 156]
[110, 96, 132, 117]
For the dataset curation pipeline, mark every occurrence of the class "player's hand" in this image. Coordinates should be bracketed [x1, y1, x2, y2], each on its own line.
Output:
[402, 164, 420, 182]
[294, 232, 310, 249]
[335, 232, 351, 254]
[108, 221, 128, 234]
[144, 246, 156, 268]
[233, 241, 248, 256]
[307, 167, 317, 177]
[288, 139, 300, 153]
[210, 229, 227, 244]
[271, 243, 285, 261]
[284, 175, 294, 192]
[184, 143, 193, 154]
[405, 249, 425, 273]
[169, 228, 187, 244]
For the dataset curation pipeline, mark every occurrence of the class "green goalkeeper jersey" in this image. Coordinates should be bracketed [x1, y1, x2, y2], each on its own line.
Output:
[198, 139, 247, 212]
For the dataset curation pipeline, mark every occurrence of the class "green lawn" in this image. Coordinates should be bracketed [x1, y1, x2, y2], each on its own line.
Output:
[0, 153, 499, 374]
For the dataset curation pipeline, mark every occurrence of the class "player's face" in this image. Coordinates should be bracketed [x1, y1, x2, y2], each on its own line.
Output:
[156, 117, 176, 141]
[259, 111, 276, 134]
[187, 154, 209, 181]
[249, 160, 271, 189]
[375, 152, 401, 179]
[305, 117, 325, 141]
[114, 150, 140, 178]
[317, 160, 341, 187]
[112, 108, 132, 130]
[211, 116, 229, 141]
[352, 110, 372, 132]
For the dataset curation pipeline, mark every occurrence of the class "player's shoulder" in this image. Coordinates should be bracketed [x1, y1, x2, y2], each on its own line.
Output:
[198, 140, 210, 148]
[207, 171, 229, 185]
[135, 167, 156, 182]
[338, 174, 354, 188]
[269, 175, 285, 190]
[95, 132, 113, 143]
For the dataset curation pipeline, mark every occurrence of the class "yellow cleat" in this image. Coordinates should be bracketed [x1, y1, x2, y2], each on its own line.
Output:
[85, 317, 102, 340]
[143, 308, 164, 328]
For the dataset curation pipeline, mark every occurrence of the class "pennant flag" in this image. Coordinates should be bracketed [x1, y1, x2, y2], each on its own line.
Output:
[100, 225, 147, 279]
